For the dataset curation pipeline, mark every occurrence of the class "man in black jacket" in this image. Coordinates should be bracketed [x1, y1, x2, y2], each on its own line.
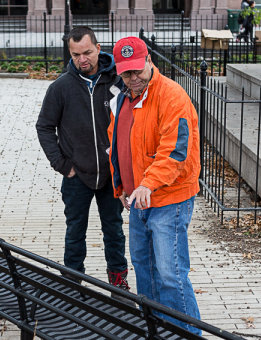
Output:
[36, 26, 131, 296]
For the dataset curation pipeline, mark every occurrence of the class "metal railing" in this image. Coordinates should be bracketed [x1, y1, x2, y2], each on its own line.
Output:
[0, 13, 260, 73]
[0, 238, 245, 340]
[140, 30, 261, 226]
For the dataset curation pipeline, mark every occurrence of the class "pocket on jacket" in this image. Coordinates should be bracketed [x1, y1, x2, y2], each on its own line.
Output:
[72, 147, 97, 174]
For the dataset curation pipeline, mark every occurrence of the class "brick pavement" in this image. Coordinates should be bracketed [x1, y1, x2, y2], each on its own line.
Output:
[0, 78, 260, 339]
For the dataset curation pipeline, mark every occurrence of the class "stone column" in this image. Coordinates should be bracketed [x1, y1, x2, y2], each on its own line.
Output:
[190, 0, 212, 31]
[110, 0, 154, 32]
[215, 0, 228, 15]
[27, 0, 35, 15]
[27, 0, 45, 15]
[133, 0, 154, 31]
[28, 0, 68, 16]
[114, 0, 129, 16]
[191, 0, 200, 16]
[198, 0, 214, 15]
[134, 0, 153, 16]
[27, 0, 72, 32]
[228, 0, 241, 9]
[51, 0, 66, 16]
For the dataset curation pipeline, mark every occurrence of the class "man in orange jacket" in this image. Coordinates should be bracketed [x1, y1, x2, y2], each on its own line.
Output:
[108, 36, 201, 335]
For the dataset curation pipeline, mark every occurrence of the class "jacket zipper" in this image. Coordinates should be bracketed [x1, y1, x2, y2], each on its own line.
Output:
[87, 75, 101, 189]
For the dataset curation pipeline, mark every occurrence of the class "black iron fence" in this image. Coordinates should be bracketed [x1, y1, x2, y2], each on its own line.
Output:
[0, 14, 260, 225]
[0, 12, 261, 73]
[140, 31, 261, 226]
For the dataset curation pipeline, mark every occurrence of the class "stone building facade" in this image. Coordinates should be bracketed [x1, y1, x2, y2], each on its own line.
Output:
[1, 0, 241, 31]
[9, 0, 241, 18]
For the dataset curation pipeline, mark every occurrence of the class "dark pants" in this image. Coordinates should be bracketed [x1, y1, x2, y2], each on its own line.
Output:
[61, 175, 127, 273]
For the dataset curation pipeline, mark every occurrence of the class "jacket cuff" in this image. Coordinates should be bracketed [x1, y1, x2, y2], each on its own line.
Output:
[57, 159, 74, 177]
[140, 178, 156, 192]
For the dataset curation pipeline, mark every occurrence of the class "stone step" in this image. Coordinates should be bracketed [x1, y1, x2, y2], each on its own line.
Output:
[207, 69, 261, 197]
[72, 15, 109, 31]
[226, 64, 261, 100]
[0, 19, 26, 32]
[155, 14, 190, 31]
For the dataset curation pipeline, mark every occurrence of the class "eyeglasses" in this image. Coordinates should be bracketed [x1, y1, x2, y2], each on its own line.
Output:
[120, 69, 144, 78]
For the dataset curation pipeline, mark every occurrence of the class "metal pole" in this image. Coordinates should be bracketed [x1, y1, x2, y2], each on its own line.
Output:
[199, 60, 208, 195]
[62, 0, 71, 72]
[151, 34, 158, 67]
[111, 12, 114, 52]
[171, 44, 176, 81]
[43, 12, 48, 73]
[180, 10, 184, 59]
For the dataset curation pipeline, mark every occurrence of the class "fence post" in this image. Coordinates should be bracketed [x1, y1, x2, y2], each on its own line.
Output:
[199, 60, 208, 194]
[111, 12, 114, 51]
[43, 12, 48, 73]
[253, 38, 257, 63]
[171, 44, 176, 81]
[180, 10, 184, 58]
[151, 34, 158, 67]
[139, 27, 144, 40]
[223, 49, 228, 76]
[62, 0, 71, 72]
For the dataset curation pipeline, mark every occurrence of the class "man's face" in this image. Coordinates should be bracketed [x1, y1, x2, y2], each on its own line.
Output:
[69, 34, 101, 75]
[120, 55, 153, 96]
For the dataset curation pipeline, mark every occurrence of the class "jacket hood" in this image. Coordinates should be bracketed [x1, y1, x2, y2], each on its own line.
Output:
[69, 51, 115, 77]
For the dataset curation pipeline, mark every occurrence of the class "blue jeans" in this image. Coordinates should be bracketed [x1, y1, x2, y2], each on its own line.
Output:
[61, 175, 127, 273]
[129, 196, 201, 335]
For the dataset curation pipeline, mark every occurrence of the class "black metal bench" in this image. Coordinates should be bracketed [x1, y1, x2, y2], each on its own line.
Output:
[0, 238, 245, 340]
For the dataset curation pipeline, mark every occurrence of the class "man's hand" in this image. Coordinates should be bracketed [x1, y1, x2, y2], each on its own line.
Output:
[119, 191, 130, 211]
[128, 185, 152, 209]
[67, 167, 76, 178]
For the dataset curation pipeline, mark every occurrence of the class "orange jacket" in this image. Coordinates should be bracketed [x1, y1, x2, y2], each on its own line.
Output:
[108, 66, 201, 207]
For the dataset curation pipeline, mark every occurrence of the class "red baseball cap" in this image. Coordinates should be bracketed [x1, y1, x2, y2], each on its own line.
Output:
[113, 36, 148, 75]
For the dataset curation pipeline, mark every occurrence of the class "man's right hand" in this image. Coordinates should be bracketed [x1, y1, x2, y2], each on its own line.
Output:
[67, 167, 76, 178]
[119, 191, 130, 211]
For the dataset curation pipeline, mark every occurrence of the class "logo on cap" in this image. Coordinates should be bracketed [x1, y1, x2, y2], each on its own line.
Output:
[121, 45, 134, 58]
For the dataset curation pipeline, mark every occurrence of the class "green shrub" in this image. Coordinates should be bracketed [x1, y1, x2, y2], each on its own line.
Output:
[49, 65, 62, 73]
[35, 61, 45, 68]
[241, 7, 261, 25]
[32, 65, 42, 71]
[34, 56, 44, 61]
[7, 66, 17, 73]
[17, 65, 27, 72]
[14, 55, 26, 60]
[0, 62, 8, 70]
[9, 61, 18, 67]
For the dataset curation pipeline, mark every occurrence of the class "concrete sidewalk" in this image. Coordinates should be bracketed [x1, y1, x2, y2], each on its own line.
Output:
[0, 78, 260, 340]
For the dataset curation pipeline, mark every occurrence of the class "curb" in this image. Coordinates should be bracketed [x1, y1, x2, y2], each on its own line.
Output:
[0, 72, 29, 79]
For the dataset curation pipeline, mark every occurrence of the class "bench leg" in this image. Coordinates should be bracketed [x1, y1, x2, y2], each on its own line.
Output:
[21, 330, 34, 340]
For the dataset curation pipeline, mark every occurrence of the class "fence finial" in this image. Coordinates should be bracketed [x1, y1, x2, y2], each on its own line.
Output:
[139, 27, 144, 39]
[200, 60, 208, 72]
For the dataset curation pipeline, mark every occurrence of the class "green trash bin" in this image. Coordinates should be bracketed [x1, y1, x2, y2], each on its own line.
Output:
[227, 9, 241, 33]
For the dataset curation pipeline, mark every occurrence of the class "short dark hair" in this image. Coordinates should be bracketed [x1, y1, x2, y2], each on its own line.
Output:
[67, 26, 98, 46]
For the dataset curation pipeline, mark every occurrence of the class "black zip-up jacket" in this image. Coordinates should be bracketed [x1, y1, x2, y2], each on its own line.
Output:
[36, 52, 122, 190]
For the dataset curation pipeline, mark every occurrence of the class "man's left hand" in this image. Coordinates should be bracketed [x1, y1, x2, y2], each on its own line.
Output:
[128, 185, 152, 209]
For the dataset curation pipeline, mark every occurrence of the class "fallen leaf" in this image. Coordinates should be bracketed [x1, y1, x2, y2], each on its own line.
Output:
[241, 316, 255, 328]
[194, 289, 208, 294]
[243, 253, 253, 260]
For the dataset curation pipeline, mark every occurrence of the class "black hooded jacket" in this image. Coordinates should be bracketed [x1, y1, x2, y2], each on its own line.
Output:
[36, 52, 122, 190]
